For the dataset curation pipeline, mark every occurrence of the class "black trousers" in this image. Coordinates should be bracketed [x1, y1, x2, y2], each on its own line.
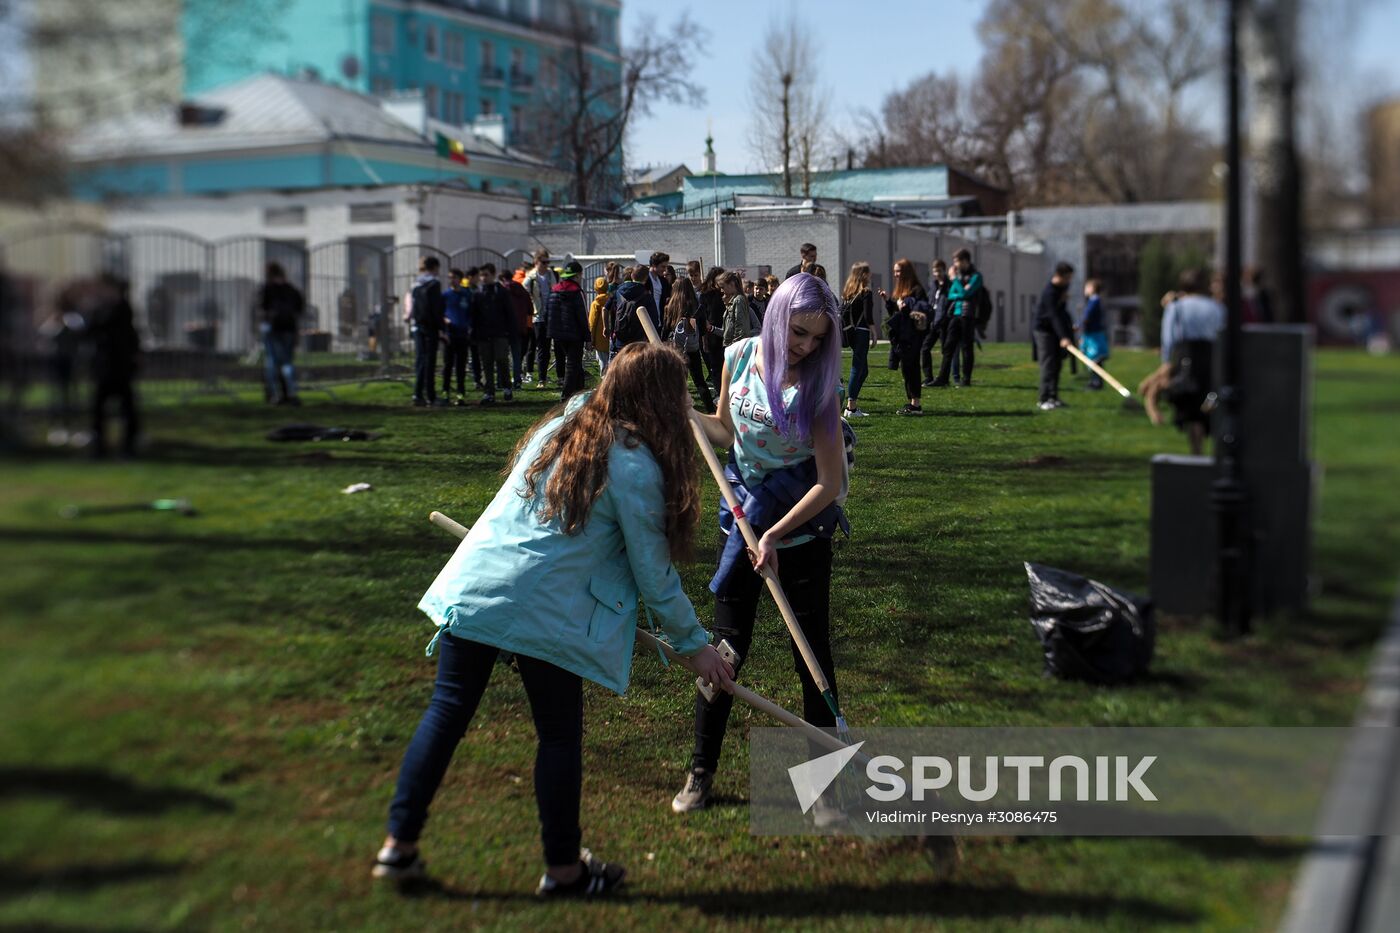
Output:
[556, 338, 586, 400]
[413, 329, 439, 401]
[920, 329, 940, 382]
[442, 332, 471, 396]
[900, 351, 923, 401]
[1035, 331, 1065, 402]
[92, 371, 138, 456]
[692, 536, 836, 773]
[686, 350, 714, 410]
[535, 327, 564, 383]
[475, 338, 510, 400]
[936, 317, 976, 386]
[386, 633, 583, 867]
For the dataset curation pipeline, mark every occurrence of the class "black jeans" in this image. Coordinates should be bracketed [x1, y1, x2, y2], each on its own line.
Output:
[1035, 331, 1064, 402]
[413, 329, 440, 401]
[935, 317, 976, 386]
[92, 370, 138, 456]
[535, 327, 564, 383]
[685, 350, 714, 410]
[691, 536, 836, 773]
[442, 332, 471, 396]
[475, 338, 510, 400]
[920, 329, 939, 383]
[847, 328, 870, 402]
[386, 633, 583, 867]
[900, 351, 922, 401]
[556, 338, 586, 400]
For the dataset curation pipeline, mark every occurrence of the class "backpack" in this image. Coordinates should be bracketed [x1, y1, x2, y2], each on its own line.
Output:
[673, 316, 700, 353]
[974, 284, 994, 331]
[411, 279, 442, 330]
[610, 293, 648, 346]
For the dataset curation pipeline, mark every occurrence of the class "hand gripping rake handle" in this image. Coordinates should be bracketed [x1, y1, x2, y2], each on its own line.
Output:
[632, 307, 845, 728]
[428, 511, 866, 763]
[1063, 343, 1132, 398]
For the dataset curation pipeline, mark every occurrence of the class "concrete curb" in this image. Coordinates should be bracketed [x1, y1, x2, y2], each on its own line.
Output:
[1278, 580, 1400, 933]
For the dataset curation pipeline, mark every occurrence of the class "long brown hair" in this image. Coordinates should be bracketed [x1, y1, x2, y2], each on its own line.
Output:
[841, 262, 870, 303]
[513, 343, 700, 561]
[700, 265, 724, 294]
[664, 277, 697, 333]
[891, 257, 922, 301]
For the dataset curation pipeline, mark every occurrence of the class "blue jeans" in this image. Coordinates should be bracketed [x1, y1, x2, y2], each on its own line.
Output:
[263, 330, 297, 400]
[386, 633, 584, 866]
[847, 328, 870, 403]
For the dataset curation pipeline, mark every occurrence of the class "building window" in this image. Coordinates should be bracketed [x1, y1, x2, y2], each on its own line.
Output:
[480, 40, 495, 69]
[425, 85, 439, 118]
[424, 23, 438, 58]
[510, 105, 524, 140]
[443, 91, 463, 125]
[263, 206, 305, 227]
[481, 179, 491, 193]
[542, 56, 557, 88]
[350, 202, 394, 224]
[510, 47, 524, 70]
[371, 13, 394, 53]
[444, 31, 464, 67]
[480, 98, 494, 116]
[370, 75, 393, 96]
[530, 187, 540, 204]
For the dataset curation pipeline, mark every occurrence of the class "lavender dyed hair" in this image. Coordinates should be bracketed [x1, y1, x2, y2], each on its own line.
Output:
[760, 272, 842, 442]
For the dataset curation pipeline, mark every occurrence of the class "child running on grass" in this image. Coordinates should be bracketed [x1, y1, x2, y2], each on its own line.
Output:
[372, 343, 735, 897]
[671, 272, 849, 823]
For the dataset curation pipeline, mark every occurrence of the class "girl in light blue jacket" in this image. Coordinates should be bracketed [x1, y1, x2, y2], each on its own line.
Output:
[372, 342, 735, 898]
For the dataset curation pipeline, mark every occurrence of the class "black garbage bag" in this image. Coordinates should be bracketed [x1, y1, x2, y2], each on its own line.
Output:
[1024, 562, 1155, 684]
[266, 423, 378, 442]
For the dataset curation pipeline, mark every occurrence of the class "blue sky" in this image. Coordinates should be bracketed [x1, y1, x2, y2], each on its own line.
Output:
[623, 0, 1400, 176]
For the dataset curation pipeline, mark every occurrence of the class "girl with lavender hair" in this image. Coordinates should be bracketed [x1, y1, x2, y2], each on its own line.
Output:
[671, 272, 850, 818]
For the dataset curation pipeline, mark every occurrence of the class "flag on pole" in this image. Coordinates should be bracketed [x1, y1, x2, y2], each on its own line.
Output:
[435, 132, 469, 165]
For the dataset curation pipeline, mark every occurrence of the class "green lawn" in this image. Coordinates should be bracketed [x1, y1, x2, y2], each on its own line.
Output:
[1, 344, 1396, 931]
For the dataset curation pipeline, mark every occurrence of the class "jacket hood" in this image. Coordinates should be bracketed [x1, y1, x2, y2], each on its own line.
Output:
[415, 272, 439, 286]
[594, 277, 608, 290]
[618, 281, 647, 299]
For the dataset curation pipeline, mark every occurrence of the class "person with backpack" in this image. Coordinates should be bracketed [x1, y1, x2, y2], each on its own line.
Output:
[544, 260, 590, 401]
[671, 272, 849, 818]
[840, 261, 874, 418]
[588, 275, 612, 376]
[503, 271, 534, 391]
[440, 268, 474, 406]
[404, 256, 446, 407]
[372, 342, 736, 897]
[932, 248, 983, 388]
[473, 263, 516, 406]
[606, 265, 659, 353]
[258, 262, 306, 406]
[1033, 262, 1076, 410]
[666, 277, 714, 413]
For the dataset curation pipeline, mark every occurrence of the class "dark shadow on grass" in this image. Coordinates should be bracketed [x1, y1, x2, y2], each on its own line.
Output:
[395, 877, 1197, 924]
[0, 527, 431, 558]
[1163, 836, 1310, 860]
[0, 859, 184, 900]
[0, 766, 233, 816]
[0, 925, 152, 933]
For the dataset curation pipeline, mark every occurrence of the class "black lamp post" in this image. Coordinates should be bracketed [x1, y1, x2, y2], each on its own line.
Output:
[1214, 0, 1251, 636]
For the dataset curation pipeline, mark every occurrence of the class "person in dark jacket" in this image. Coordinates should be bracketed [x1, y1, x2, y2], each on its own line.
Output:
[922, 259, 951, 386]
[406, 256, 446, 407]
[258, 261, 306, 405]
[1078, 278, 1108, 390]
[605, 267, 659, 351]
[932, 248, 982, 388]
[473, 263, 516, 405]
[1033, 262, 1076, 410]
[697, 266, 726, 392]
[784, 242, 817, 280]
[839, 261, 874, 418]
[878, 258, 929, 416]
[503, 273, 534, 389]
[441, 268, 474, 405]
[545, 261, 590, 400]
[89, 274, 141, 457]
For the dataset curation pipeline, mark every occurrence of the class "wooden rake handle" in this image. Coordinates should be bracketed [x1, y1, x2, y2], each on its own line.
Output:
[631, 307, 835, 701]
[1063, 342, 1132, 398]
[427, 511, 862, 762]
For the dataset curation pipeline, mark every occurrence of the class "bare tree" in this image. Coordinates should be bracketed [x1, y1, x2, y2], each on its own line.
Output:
[523, 3, 706, 207]
[747, 15, 828, 195]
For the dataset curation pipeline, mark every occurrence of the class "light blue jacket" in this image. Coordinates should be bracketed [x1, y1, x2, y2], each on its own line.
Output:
[417, 394, 711, 694]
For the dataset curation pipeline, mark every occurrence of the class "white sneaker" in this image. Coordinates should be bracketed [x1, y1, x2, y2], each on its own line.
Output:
[845, 408, 870, 418]
[1037, 400, 1055, 411]
[671, 768, 714, 813]
[371, 845, 426, 882]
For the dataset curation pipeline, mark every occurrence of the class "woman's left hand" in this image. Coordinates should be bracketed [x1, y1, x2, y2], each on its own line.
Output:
[750, 532, 779, 576]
